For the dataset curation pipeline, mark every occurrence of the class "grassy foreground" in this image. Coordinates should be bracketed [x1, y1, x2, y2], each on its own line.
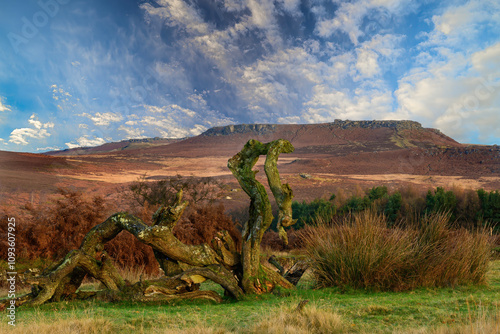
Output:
[1, 260, 500, 333]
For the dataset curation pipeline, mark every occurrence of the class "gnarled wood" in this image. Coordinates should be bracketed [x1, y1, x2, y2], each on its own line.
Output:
[264, 139, 297, 245]
[228, 139, 296, 293]
[1, 139, 299, 308]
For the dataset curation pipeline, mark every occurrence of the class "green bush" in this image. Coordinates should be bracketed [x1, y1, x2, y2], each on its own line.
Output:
[477, 189, 500, 227]
[425, 187, 457, 219]
[384, 192, 402, 225]
[291, 199, 336, 229]
[303, 211, 491, 291]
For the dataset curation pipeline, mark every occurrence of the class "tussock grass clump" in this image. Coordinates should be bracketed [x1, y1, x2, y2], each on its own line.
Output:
[252, 302, 346, 334]
[401, 308, 500, 334]
[0, 310, 115, 334]
[304, 211, 491, 291]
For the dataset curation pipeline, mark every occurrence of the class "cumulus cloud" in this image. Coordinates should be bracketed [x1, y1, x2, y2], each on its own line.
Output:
[9, 114, 54, 145]
[4, 0, 499, 151]
[304, 83, 394, 123]
[65, 135, 106, 149]
[432, 0, 499, 36]
[396, 42, 500, 143]
[388, 0, 500, 144]
[137, 0, 408, 128]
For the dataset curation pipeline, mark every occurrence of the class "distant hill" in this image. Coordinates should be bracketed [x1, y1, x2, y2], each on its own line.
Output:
[46, 137, 183, 156]
[98, 120, 462, 158]
[4, 120, 499, 195]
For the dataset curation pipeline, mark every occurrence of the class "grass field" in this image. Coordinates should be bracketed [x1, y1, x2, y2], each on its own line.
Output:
[2, 260, 500, 333]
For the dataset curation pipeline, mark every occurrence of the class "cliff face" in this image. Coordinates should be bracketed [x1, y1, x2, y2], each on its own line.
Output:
[329, 119, 423, 130]
[202, 124, 277, 136]
[202, 120, 424, 137]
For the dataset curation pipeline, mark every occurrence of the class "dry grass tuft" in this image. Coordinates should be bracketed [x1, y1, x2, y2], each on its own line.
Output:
[251, 302, 346, 334]
[304, 211, 492, 291]
[0, 310, 115, 334]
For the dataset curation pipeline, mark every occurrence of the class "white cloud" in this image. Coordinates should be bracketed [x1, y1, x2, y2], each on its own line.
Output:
[315, 0, 413, 44]
[141, 0, 209, 35]
[277, 0, 301, 15]
[395, 42, 500, 143]
[118, 125, 146, 139]
[0, 96, 10, 112]
[304, 83, 394, 123]
[236, 47, 331, 119]
[0, 96, 11, 112]
[352, 34, 403, 80]
[65, 135, 106, 149]
[390, 0, 500, 144]
[471, 42, 500, 75]
[10, 128, 51, 145]
[432, 0, 499, 36]
[247, 0, 276, 29]
[9, 114, 54, 145]
[28, 114, 54, 129]
[36, 146, 61, 152]
[423, 0, 500, 50]
[81, 112, 123, 126]
[355, 48, 380, 78]
[223, 0, 246, 12]
[189, 124, 208, 136]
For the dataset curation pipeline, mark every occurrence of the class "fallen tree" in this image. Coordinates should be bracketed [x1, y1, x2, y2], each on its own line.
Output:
[2, 139, 307, 308]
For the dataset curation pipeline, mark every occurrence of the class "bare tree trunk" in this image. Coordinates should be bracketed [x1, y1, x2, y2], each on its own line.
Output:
[228, 139, 296, 293]
[0, 139, 302, 309]
[5, 191, 242, 308]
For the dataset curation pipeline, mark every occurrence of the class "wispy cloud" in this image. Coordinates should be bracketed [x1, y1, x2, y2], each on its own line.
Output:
[118, 125, 146, 140]
[1, 0, 499, 151]
[81, 112, 123, 126]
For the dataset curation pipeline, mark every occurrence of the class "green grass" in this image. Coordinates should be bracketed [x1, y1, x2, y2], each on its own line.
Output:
[2, 260, 500, 333]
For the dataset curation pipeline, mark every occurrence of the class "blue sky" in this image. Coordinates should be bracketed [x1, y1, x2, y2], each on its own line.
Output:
[0, 0, 499, 152]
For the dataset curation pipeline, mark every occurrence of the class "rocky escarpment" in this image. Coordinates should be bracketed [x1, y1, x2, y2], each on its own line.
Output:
[329, 119, 424, 130]
[202, 124, 277, 136]
[202, 120, 425, 137]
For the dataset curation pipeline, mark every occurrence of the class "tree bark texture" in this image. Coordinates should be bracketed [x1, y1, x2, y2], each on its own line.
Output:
[228, 139, 296, 293]
[1, 139, 301, 309]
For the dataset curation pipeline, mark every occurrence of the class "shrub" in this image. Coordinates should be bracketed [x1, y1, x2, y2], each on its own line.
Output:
[174, 204, 241, 249]
[425, 187, 457, 219]
[291, 199, 336, 229]
[129, 174, 227, 207]
[261, 228, 306, 250]
[11, 189, 160, 274]
[384, 192, 402, 225]
[477, 189, 500, 227]
[19, 189, 109, 259]
[303, 211, 491, 291]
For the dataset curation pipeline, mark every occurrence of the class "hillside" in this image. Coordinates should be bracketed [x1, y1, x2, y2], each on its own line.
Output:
[1, 120, 499, 204]
[48, 120, 462, 158]
[46, 137, 182, 156]
[0, 151, 69, 192]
